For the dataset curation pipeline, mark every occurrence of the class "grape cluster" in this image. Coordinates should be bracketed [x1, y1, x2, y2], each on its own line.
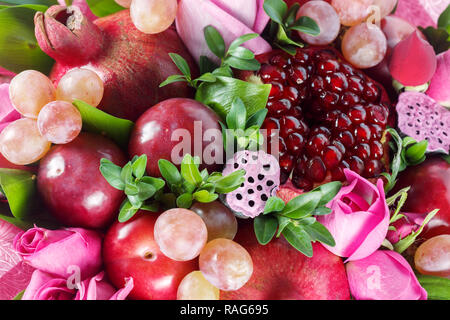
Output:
[0, 68, 104, 165]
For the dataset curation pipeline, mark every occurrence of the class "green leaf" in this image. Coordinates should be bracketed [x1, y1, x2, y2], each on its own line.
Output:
[158, 159, 182, 186]
[276, 215, 291, 237]
[168, 53, 192, 79]
[180, 154, 203, 186]
[303, 221, 335, 247]
[176, 193, 193, 209]
[0, 6, 54, 74]
[0, 4, 48, 12]
[418, 26, 450, 54]
[118, 199, 139, 223]
[124, 181, 139, 196]
[281, 191, 322, 219]
[285, 3, 300, 26]
[159, 74, 187, 88]
[246, 108, 268, 129]
[416, 275, 450, 300]
[140, 176, 165, 192]
[195, 76, 271, 120]
[199, 55, 218, 75]
[226, 97, 247, 130]
[136, 181, 156, 201]
[140, 202, 159, 212]
[99, 158, 125, 190]
[263, 0, 288, 25]
[0, 169, 36, 220]
[254, 215, 278, 245]
[228, 46, 255, 60]
[289, 16, 320, 36]
[131, 155, 147, 179]
[85, 0, 123, 17]
[405, 140, 428, 164]
[12, 289, 24, 300]
[193, 73, 217, 85]
[224, 56, 261, 71]
[282, 223, 313, 257]
[73, 100, 134, 149]
[127, 194, 142, 208]
[204, 25, 226, 59]
[214, 169, 246, 194]
[228, 33, 259, 52]
[263, 196, 286, 214]
[312, 181, 342, 207]
[193, 190, 218, 203]
[437, 4, 450, 31]
[311, 207, 332, 216]
[120, 162, 133, 184]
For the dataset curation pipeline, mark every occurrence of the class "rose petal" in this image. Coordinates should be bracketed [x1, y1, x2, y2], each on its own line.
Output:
[0, 84, 20, 133]
[176, 0, 272, 64]
[210, 0, 257, 30]
[253, 0, 270, 34]
[22, 270, 74, 300]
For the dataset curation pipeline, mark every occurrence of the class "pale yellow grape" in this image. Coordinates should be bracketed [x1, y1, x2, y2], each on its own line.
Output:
[9, 70, 55, 118]
[199, 238, 253, 291]
[177, 271, 220, 300]
[0, 118, 51, 165]
[331, 0, 372, 26]
[56, 68, 104, 107]
[154, 208, 208, 261]
[37, 101, 82, 144]
[130, 0, 178, 34]
[372, 0, 397, 19]
[115, 0, 131, 8]
[342, 22, 387, 69]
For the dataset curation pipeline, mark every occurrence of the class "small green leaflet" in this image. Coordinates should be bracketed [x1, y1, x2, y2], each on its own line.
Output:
[85, 0, 123, 17]
[417, 274, 450, 300]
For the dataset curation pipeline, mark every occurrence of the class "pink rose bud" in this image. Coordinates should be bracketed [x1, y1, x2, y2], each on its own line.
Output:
[176, 0, 271, 64]
[346, 250, 427, 300]
[23, 270, 133, 300]
[386, 212, 425, 244]
[317, 169, 390, 261]
[14, 227, 102, 280]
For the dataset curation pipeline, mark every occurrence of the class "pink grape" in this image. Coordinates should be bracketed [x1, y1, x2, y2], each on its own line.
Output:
[9, 70, 55, 118]
[415, 235, 450, 278]
[199, 238, 253, 291]
[177, 271, 220, 300]
[296, 0, 340, 45]
[154, 208, 208, 261]
[342, 22, 387, 69]
[331, 0, 372, 26]
[37, 101, 83, 144]
[190, 201, 238, 241]
[0, 118, 51, 165]
[56, 68, 104, 107]
[372, 0, 397, 19]
[130, 0, 178, 34]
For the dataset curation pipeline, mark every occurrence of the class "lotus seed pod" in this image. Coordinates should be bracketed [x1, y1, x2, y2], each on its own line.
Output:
[396, 92, 450, 153]
[221, 150, 280, 218]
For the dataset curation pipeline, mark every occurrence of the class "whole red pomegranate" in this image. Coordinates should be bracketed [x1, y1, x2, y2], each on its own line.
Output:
[103, 212, 197, 300]
[34, 5, 197, 121]
[392, 156, 450, 239]
[221, 220, 350, 300]
[238, 47, 392, 191]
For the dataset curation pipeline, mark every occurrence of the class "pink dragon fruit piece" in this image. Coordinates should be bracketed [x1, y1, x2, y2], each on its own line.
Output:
[396, 91, 450, 153]
[427, 50, 450, 108]
[222, 150, 280, 219]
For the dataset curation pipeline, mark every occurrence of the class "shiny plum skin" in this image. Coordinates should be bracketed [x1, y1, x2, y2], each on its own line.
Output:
[37, 133, 127, 229]
[103, 212, 198, 300]
[129, 98, 223, 177]
[392, 157, 450, 239]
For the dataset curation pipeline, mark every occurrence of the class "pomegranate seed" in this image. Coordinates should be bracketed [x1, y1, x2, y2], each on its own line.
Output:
[354, 143, 371, 160]
[269, 82, 284, 98]
[363, 81, 380, 102]
[332, 140, 346, 154]
[279, 154, 294, 173]
[292, 175, 313, 191]
[286, 133, 305, 156]
[283, 86, 299, 103]
[259, 64, 286, 81]
[310, 126, 331, 137]
[336, 130, 355, 148]
[327, 72, 348, 93]
[368, 104, 388, 125]
[348, 105, 367, 124]
[289, 65, 308, 85]
[270, 54, 289, 69]
[340, 92, 360, 108]
[335, 113, 352, 130]
[320, 91, 339, 110]
[310, 76, 325, 95]
[365, 159, 382, 176]
[354, 123, 372, 143]
[306, 157, 327, 182]
[263, 118, 280, 138]
[348, 156, 364, 175]
[288, 106, 303, 118]
[370, 141, 384, 159]
[306, 134, 329, 156]
[348, 76, 364, 94]
[317, 59, 339, 75]
[331, 166, 345, 181]
[280, 116, 301, 137]
[295, 51, 310, 64]
[322, 146, 343, 169]
[267, 99, 291, 116]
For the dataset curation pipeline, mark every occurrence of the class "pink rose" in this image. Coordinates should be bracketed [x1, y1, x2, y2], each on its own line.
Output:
[14, 227, 102, 280]
[317, 169, 390, 261]
[386, 212, 424, 244]
[346, 250, 427, 300]
[22, 270, 133, 300]
[176, 0, 271, 64]
[0, 84, 20, 133]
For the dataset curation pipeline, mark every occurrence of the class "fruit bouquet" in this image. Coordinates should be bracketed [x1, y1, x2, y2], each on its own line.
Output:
[0, 0, 449, 301]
